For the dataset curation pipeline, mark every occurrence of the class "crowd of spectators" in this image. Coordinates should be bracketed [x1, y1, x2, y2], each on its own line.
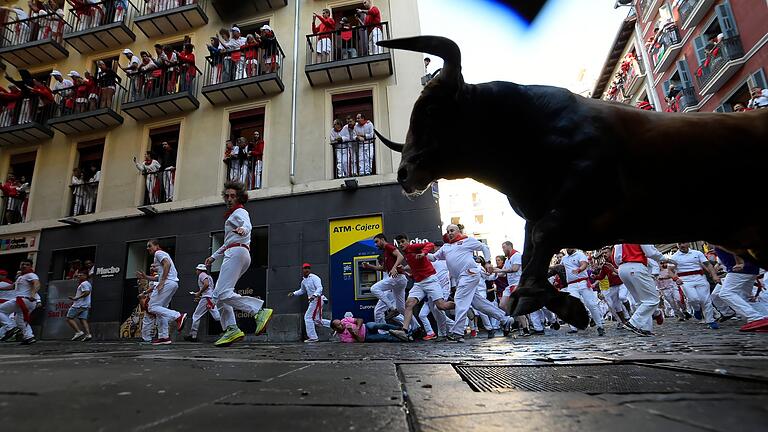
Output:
[120, 37, 197, 102]
[206, 24, 280, 85]
[223, 131, 265, 190]
[70, 164, 101, 216]
[309, 1, 383, 64]
[329, 113, 375, 178]
[0, 1, 65, 47]
[1, 173, 30, 225]
[134, 141, 176, 204]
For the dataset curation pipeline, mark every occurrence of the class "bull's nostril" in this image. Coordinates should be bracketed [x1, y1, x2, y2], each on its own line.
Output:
[397, 167, 408, 181]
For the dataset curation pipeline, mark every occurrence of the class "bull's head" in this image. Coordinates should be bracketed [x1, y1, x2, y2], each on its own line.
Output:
[375, 36, 465, 196]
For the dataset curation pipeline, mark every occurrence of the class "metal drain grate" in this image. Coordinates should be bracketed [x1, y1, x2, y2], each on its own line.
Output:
[454, 364, 768, 393]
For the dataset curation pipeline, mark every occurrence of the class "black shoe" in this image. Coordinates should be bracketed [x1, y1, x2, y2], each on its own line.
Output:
[624, 322, 653, 337]
[488, 329, 496, 338]
[1, 327, 21, 342]
[19, 337, 36, 345]
[446, 333, 464, 343]
[684, 312, 692, 320]
[183, 335, 199, 342]
[384, 308, 400, 321]
[530, 329, 545, 336]
[718, 314, 736, 323]
[550, 322, 561, 331]
[589, 319, 596, 328]
[597, 327, 605, 337]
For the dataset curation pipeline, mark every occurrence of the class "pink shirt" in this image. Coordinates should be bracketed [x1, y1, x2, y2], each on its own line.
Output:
[338, 317, 366, 343]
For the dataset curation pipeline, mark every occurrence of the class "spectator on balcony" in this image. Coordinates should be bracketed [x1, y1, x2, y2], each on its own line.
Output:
[357, 0, 382, 55]
[207, 37, 224, 84]
[235, 137, 249, 185]
[5, 70, 35, 123]
[178, 43, 196, 93]
[85, 164, 100, 213]
[243, 34, 261, 77]
[250, 131, 264, 189]
[0, 85, 22, 127]
[353, 8, 367, 56]
[139, 50, 161, 98]
[161, 44, 180, 94]
[225, 138, 240, 182]
[71, 167, 85, 216]
[0, 6, 30, 44]
[331, 118, 352, 178]
[354, 113, 374, 175]
[134, 151, 161, 204]
[747, 87, 768, 110]
[96, 60, 120, 109]
[50, 70, 72, 113]
[339, 17, 356, 59]
[733, 103, 750, 112]
[159, 141, 176, 202]
[227, 26, 247, 80]
[260, 25, 278, 73]
[68, 71, 88, 113]
[84, 70, 98, 111]
[113, 0, 127, 22]
[27, 78, 54, 123]
[1, 174, 23, 224]
[119, 49, 140, 75]
[312, 9, 336, 64]
[216, 28, 233, 81]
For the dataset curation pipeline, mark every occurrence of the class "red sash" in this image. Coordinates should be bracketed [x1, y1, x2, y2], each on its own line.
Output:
[16, 297, 31, 323]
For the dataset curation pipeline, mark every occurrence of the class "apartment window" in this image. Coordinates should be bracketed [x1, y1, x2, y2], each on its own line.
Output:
[450, 217, 460, 225]
[331, 90, 375, 178]
[122, 237, 176, 321]
[1, 151, 36, 225]
[719, 69, 767, 112]
[141, 125, 180, 205]
[474, 214, 484, 225]
[227, 108, 265, 190]
[49, 246, 96, 282]
[235, 20, 270, 38]
[70, 140, 104, 216]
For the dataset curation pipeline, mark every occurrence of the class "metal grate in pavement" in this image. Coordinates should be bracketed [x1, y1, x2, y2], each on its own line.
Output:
[454, 364, 768, 393]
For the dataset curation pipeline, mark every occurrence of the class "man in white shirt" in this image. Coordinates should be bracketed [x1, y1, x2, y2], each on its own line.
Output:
[288, 263, 331, 343]
[561, 248, 605, 336]
[137, 239, 187, 345]
[66, 271, 93, 341]
[747, 87, 768, 109]
[671, 242, 720, 329]
[185, 264, 221, 342]
[226, 27, 247, 80]
[0, 259, 41, 345]
[614, 244, 666, 336]
[353, 113, 375, 175]
[330, 119, 353, 178]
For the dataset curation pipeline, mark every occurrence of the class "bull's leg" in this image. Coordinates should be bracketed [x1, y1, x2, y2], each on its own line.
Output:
[511, 218, 590, 329]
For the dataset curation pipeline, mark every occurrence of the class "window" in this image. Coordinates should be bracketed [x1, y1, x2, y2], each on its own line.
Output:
[122, 237, 176, 321]
[143, 125, 180, 204]
[474, 214, 484, 225]
[331, 90, 375, 178]
[234, 20, 270, 39]
[1, 151, 36, 225]
[450, 216, 460, 225]
[227, 108, 265, 190]
[49, 246, 96, 282]
[70, 140, 103, 216]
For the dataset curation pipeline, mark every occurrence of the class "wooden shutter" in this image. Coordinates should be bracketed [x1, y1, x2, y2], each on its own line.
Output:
[715, 1, 737, 38]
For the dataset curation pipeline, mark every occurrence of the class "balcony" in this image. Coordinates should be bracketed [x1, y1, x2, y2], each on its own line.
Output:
[0, 14, 69, 68]
[141, 171, 173, 204]
[133, 0, 208, 38]
[0, 191, 28, 225]
[650, 24, 683, 74]
[678, 86, 698, 111]
[211, 0, 287, 21]
[696, 36, 745, 96]
[621, 58, 646, 97]
[638, 0, 662, 22]
[332, 138, 376, 179]
[0, 97, 54, 146]
[225, 155, 263, 190]
[305, 22, 393, 87]
[121, 64, 201, 121]
[677, 0, 715, 30]
[202, 42, 285, 105]
[46, 85, 125, 135]
[63, 0, 138, 54]
[70, 182, 99, 216]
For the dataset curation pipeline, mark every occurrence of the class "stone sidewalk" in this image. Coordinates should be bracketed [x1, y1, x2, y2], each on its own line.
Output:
[1, 320, 766, 431]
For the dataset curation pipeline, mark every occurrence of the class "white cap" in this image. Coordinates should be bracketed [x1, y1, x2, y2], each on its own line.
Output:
[344, 312, 353, 318]
[50, 70, 62, 76]
[231, 26, 240, 33]
[68, 70, 81, 78]
[195, 264, 207, 271]
[260, 24, 273, 32]
[123, 48, 133, 55]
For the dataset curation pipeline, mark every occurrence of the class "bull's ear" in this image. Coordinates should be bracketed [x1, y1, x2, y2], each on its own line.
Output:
[378, 36, 462, 86]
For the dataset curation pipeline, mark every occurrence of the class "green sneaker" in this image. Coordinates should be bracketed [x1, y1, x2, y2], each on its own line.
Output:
[214, 325, 245, 347]
[254, 308, 273, 335]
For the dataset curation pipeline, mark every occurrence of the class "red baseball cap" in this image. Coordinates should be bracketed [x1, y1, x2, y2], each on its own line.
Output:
[302, 263, 311, 269]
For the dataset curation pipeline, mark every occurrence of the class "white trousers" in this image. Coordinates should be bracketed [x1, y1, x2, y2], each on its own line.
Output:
[529, 309, 546, 331]
[563, 280, 604, 328]
[370, 274, 407, 314]
[190, 297, 221, 337]
[163, 168, 174, 201]
[368, 27, 383, 54]
[618, 263, 659, 332]
[659, 284, 687, 318]
[680, 274, 714, 322]
[212, 247, 263, 329]
[719, 272, 767, 322]
[304, 297, 331, 340]
[0, 298, 35, 339]
[451, 273, 508, 336]
[604, 284, 629, 319]
[146, 280, 180, 339]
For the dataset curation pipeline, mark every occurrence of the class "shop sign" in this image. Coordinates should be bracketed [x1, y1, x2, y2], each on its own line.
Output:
[0, 235, 36, 252]
[95, 266, 121, 278]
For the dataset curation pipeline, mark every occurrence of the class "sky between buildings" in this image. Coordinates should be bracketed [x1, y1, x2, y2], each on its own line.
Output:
[417, 0, 628, 250]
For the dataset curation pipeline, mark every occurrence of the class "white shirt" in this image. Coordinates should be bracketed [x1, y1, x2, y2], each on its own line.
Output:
[72, 280, 92, 308]
[671, 249, 708, 274]
[0, 281, 15, 301]
[212, 207, 252, 260]
[136, 160, 161, 174]
[294, 273, 323, 298]
[225, 36, 246, 51]
[197, 272, 214, 297]
[353, 120, 374, 141]
[561, 250, 588, 283]
[89, 171, 101, 183]
[330, 127, 352, 143]
[748, 89, 768, 109]
[432, 260, 450, 290]
[153, 250, 179, 283]
[53, 79, 73, 91]
[14, 272, 39, 298]
[503, 252, 522, 286]
[613, 244, 665, 266]
[429, 237, 490, 279]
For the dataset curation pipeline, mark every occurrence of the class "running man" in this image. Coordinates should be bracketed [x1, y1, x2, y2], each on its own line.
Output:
[66, 271, 93, 341]
[363, 233, 407, 321]
[288, 263, 331, 343]
[0, 259, 41, 345]
[671, 242, 720, 329]
[185, 264, 222, 342]
[137, 240, 187, 345]
[561, 248, 605, 336]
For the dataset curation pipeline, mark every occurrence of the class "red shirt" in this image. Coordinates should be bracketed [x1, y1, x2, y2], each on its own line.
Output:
[401, 242, 436, 282]
[364, 6, 381, 28]
[251, 139, 265, 160]
[595, 263, 623, 287]
[382, 243, 403, 274]
[313, 16, 336, 38]
[621, 244, 648, 266]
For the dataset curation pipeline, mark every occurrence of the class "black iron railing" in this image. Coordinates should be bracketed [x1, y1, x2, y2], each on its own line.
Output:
[0, 190, 29, 225]
[679, 86, 698, 111]
[224, 155, 263, 190]
[50, 81, 125, 118]
[332, 138, 376, 179]
[65, 0, 138, 33]
[140, 170, 174, 204]
[203, 40, 284, 86]
[695, 37, 744, 90]
[0, 95, 55, 129]
[136, 0, 205, 17]
[306, 22, 390, 66]
[0, 12, 69, 48]
[123, 63, 201, 104]
[676, 0, 698, 25]
[69, 182, 99, 216]
[649, 24, 681, 69]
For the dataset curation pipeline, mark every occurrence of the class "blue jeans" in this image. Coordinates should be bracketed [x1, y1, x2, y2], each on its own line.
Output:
[364, 322, 400, 342]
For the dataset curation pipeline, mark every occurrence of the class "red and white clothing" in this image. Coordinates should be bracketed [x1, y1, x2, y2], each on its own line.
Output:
[364, 6, 383, 54]
[313, 15, 336, 54]
[0, 271, 40, 340]
[370, 242, 407, 319]
[562, 250, 604, 330]
[353, 120, 375, 175]
[671, 249, 714, 322]
[614, 244, 664, 331]
[190, 272, 221, 338]
[294, 273, 330, 340]
[500, 250, 522, 298]
[146, 251, 182, 339]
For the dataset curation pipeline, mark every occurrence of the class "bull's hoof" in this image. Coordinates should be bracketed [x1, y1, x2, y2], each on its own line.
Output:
[545, 292, 589, 329]
[511, 292, 547, 317]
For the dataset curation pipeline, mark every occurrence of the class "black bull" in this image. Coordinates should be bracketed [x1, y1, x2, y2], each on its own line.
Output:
[374, 36, 768, 329]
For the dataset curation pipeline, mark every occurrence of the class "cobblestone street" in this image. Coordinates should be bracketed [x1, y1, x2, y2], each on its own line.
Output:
[1, 319, 766, 431]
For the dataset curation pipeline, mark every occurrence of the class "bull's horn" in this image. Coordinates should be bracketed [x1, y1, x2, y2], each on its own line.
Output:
[374, 129, 404, 153]
[378, 36, 462, 85]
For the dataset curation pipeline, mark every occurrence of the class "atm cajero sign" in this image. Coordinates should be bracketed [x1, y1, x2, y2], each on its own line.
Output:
[95, 266, 121, 278]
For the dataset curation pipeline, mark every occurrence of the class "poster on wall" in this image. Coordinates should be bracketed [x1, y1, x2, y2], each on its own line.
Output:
[41, 279, 77, 340]
[329, 215, 384, 321]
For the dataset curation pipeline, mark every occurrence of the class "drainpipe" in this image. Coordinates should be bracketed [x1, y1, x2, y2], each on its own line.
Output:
[289, 0, 300, 186]
[635, 21, 662, 111]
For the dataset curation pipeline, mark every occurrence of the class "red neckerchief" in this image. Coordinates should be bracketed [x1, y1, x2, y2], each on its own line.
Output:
[20, 267, 34, 275]
[447, 233, 468, 244]
[0, 278, 12, 284]
[225, 203, 244, 219]
[144, 159, 153, 166]
[505, 249, 519, 258]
